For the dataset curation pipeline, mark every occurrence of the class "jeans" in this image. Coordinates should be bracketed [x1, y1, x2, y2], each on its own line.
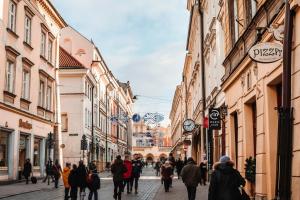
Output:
[163, 178, 171, 192]
[130, 177, 139, 191]
[113, 181, 123, 200]
[79, 187, 86, 200]
[64, 187, 70, 200]
[123, 178, 131, 193]
[54, 177, 59, 188]
[88, 190, 98, 200]
[70, 187, 78, 200]
[186, 186, 197, 200]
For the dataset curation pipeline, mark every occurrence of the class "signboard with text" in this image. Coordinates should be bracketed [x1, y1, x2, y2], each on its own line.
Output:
[248, 42, 283, 63]
[209, 108, 221, 130]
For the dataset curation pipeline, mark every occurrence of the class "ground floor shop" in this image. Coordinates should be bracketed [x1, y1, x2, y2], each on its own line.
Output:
[0, 106, 53, 182]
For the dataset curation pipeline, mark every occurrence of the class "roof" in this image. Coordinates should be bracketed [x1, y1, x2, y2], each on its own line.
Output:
[59, 47, 85, 69]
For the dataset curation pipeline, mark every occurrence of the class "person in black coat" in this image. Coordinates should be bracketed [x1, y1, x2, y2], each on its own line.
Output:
[199, 161, 208, 185]
[77, 160, 88, 198]
[176, 158, 184, 179]
[23, 158, 32, 184]
[69, 164, 79, 200]
[87, 169, 100, 200]
[111, 155, 127, 200]
[130, 154, 143, 194]
[208, 156, 246, 200]
[52, 159, 62, 188]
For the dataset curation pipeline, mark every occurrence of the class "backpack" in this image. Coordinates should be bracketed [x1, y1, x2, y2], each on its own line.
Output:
[92, 175, 101, 190]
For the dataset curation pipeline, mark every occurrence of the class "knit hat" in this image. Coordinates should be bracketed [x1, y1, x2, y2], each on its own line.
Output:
[219, 155, 230, 163]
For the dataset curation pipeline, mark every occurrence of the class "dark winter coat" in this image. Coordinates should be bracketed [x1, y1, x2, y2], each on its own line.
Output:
[87, 172, 101, 191]
[68, 169, 80, 188]
[199, 162, 208, 178]
[181, 161, 201, 187]
[168, 156, 176, 167]
[161, 164, 173, 180]
[208, 162, 246, 200]
[23, 162, 32, 178]
[111, 158, 127, 182]
[131, 159, 142, 178]
[77, 164, 88, 187]
[52, 164, 62, 179]
[176, 160, 184, 172]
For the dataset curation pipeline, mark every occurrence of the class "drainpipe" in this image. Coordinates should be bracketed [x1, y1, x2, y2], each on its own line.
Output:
[91, 85, 94, 162]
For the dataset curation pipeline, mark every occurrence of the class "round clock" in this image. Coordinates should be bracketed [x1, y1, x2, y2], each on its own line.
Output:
[183, 119, 196, 132]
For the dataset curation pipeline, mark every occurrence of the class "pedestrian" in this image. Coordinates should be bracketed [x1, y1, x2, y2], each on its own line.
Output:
[52, 159, 62, 188]
[43, 160, 54, 184]
[77, 160, 88, 200]
[88, 160, 97, 171]
[154, 160, 161, 176]
[123, 155, 133, 194]
[111, 155, 127, 200]
[23, 158, 32, 184]
[199, 160, 207, 185]
[62, 163, 71, 200]
[69, 164, 79, 200]
[130, 154, 143, 194]
[161, 161, 173, 192]
[168, 153, 176, 187]
[176, 158, 184, 179]
[208, 156, 247, 200]
[87, 168, 101, 200]
[181, 157, 201, 200]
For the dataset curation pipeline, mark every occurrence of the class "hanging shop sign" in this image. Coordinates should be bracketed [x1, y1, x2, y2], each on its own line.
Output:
[209, 108, 221, 130]
[248, 42, 283, 63]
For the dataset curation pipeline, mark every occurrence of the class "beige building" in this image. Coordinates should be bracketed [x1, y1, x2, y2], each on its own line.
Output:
[132, 121, 171, 162]
[59, 26, 134, 170]
[218, 0, 300, 199]
[0, 0, 67, 181]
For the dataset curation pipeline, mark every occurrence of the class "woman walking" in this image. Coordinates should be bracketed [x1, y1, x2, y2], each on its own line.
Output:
[161, 161, 173, 192]
[77, 160, 88, 200]
[23, 159, 32, 184]
[87, 168, 101, 200]
[123, 155, 133, 194]
[62, 163, 71, 200]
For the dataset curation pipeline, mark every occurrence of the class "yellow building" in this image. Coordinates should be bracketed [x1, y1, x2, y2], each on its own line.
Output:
[219, 0, 300, 199]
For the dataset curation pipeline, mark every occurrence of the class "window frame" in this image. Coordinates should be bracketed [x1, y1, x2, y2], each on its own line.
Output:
[5, 59, 16, 93]
[24, 14, 32, 44]
[8, 0, 17, 32]
[21, 67, 31, 100]
[38, 79, 45, 107]
[48, 39, 53, 64]
[40, 31, 46, 57]
[46, 84, 52, 110]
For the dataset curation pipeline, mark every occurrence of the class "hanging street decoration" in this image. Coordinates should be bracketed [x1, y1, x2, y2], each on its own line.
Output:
[132, 113, 141, 123]
[143, 112, 164, 124]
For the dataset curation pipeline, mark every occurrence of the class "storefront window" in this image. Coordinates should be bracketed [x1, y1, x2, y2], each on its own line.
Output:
[33, 138, 41, 166]
[0, 131, 9, 167]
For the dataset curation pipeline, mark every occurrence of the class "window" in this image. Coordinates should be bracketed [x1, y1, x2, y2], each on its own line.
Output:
[8, 0, 17, 31]
[85, 108, 88, 128]
[39, 80, 45, 107]
[228, 0, 239, 45]
[33, 138, 41, 166]
[21, 69, 30, 99]
[46, 85, 52, 110]
[245, 0, 257, 24]
[40, 32, 46, 57]
[0, 131, 9, 167]
[48, 39, 53, 63]
[6, 60, 15, 93]
[61, 114, 68, 132]
[24, 15, 31, 44]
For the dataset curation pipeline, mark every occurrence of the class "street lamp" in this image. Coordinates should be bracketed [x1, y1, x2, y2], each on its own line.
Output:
[81, 134, 88, 163]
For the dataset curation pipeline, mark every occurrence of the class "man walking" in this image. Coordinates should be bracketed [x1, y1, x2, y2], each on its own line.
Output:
[176, 158, 184, 179]
[87, 168, 100, 200]
[131, 154, 142, 194]
[62, 163, 71, 200]
[68, 164, 79, 200]
[77, 160, 88, 200]
[43, 160, 54, 184]
[199, 160, 207, 185]
[111, 155, 127, 200]
[181, 157, 201, 200]
[52, 159, 62, 188]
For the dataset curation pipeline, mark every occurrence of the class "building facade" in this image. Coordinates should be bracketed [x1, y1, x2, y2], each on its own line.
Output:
[0, 0, 66, 182]
[218, 0, 300, 199]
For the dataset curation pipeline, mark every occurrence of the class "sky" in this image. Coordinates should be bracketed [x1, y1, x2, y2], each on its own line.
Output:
[52, 0, 189, 126]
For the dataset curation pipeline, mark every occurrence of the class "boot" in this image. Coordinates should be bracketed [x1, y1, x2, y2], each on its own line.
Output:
[135, 189, 138, 194]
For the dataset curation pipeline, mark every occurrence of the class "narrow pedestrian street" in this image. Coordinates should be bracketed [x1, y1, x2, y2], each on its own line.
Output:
[0, 167, 208, 200]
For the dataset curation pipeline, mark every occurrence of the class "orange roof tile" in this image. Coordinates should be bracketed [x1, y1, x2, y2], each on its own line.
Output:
[59, 47, 85, 69]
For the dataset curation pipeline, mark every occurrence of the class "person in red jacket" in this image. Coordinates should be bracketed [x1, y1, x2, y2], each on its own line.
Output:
[123, 155, 133, 194]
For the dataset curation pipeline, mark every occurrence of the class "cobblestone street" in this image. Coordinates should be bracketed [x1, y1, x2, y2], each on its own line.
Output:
[0, 167, 208, 200]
